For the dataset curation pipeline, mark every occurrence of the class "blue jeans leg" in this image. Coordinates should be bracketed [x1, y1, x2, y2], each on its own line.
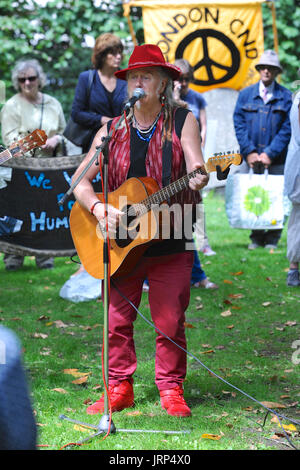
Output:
[191, 250, 206, 284]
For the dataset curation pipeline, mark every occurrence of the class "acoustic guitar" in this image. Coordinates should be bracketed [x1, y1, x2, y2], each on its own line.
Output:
[70, 152, 242, 279]
[0, 129, 47, 165]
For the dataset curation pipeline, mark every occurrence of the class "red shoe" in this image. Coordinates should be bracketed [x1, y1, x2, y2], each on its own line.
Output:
[86, 380, 134, 415]
[160, 385, 191, 417]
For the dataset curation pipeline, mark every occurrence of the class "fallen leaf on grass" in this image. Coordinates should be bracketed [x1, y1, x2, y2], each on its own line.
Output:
[72, 376, 89, 385]
[223, 280, 233, 284]
[126, 410, 143, 416]
[226, 324, 234, 329]
[63, 369, 91, 378]
[262, 302, 271, 307]
[33, 333, 48, 339]
[285, 321, 297, 327]
[199, 349, 214, 354]
[63, 369, 91, 385]
[53, 320, 68, 328]
[51, 388, 68, 394]
[271, 416, 297, 432]
[83, 399, 92, 405]
[270, 434, 281, 440]
[92, 384, 102, 391]
[201, 433, 222, 441]
[261, 401, 286, 409]
[228, 293, 244, 299]
[220, 310, 232, 317]
[230, 271, 244, 276]
[184, 322, 196, 328]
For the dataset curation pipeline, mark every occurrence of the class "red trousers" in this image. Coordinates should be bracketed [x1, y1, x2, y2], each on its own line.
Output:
[107, 251, 193, 391]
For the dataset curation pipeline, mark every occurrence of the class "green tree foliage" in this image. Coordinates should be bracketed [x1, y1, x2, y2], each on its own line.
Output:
[262, 0, 300, 89]
[0, 0, 142, 116]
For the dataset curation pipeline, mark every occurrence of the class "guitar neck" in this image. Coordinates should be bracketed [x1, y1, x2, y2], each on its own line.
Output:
[128, 152, 240, 218]
[145, 166, 206, 209]
[0, 149, 13, 165]
[0, 130, 48, 167]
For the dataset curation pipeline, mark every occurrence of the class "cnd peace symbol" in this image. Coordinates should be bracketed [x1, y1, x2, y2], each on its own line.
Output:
[175, 29, 240, 86]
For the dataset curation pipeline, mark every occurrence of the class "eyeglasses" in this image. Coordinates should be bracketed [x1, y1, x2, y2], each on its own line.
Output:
[257, 65, 277, 73]
[18, 76, 38, 83]
[179, 75, 190, 83]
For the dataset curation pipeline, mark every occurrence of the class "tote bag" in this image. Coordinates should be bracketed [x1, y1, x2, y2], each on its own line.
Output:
[225, 169, 291, 230]
[63, 70, 94, 148]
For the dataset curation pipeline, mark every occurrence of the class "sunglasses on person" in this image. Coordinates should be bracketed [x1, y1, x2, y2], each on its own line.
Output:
[179, 75, 190, 83]
[257, 65, 277, 73]
[18, 76, 38, 83]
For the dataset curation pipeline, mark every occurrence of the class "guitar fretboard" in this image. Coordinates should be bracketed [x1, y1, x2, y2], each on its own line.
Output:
[129, 166, 206, 218]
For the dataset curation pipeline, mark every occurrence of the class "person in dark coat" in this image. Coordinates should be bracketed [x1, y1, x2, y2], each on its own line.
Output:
[71, 33, 127, 153]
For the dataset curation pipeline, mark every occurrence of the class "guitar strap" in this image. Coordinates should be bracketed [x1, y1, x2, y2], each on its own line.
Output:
[162, 107, 186, 191]
[161, 138, 172, 189]
[161, 109, 176, 190]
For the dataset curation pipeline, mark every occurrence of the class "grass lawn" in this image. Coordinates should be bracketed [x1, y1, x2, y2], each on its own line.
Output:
[0, 189, 299, 451]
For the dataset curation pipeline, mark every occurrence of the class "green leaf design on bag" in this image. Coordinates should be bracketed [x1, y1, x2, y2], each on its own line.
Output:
[244, 186, 271, 217]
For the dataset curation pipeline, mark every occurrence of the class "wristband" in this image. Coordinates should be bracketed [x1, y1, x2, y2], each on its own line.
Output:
[90, 200, 102, 215]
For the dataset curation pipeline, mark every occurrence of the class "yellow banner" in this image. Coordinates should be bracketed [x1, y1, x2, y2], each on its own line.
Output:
[126, 2, 265, 92]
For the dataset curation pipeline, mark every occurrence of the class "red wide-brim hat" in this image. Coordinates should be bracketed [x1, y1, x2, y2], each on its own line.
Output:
[115, 44, 181, 81]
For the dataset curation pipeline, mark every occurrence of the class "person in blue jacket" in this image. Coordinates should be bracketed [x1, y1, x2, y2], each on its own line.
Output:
[233, 50, 292, 250]
[71, 33, 127, 153]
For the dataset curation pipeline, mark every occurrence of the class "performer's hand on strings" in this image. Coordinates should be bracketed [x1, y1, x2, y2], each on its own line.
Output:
[94, 203, 124, 238]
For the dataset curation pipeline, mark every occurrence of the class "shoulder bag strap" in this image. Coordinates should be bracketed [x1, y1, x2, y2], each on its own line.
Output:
[86, 70, 94, 104]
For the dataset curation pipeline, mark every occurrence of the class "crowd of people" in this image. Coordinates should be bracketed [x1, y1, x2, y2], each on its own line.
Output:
[0, 36, 299, 422]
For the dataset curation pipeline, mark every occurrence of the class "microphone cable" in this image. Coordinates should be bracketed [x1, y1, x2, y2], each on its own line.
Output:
[112, 279, 300, 450]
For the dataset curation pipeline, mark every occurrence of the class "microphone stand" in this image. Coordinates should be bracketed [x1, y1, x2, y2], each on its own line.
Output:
[59, 109, 190, 447]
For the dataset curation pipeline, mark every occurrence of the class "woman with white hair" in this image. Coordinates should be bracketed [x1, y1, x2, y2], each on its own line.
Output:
[1, 59, 66, 271]
[1, 58, 66, 158]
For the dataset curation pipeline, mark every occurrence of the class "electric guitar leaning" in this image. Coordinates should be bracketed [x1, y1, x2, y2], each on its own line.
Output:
[70, 152, 242, 279]
[0, 129, 48, 165]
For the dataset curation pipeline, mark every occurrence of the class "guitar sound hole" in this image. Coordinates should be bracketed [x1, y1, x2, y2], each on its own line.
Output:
[115, 205, 140, 248]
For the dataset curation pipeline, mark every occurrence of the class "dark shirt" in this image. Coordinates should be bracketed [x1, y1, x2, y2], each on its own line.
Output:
[71, 70, 127, 151]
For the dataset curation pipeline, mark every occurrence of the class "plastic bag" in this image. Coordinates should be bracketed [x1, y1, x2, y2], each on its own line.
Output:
[59, 269, 101, 303]
[225, 169, 291, 230]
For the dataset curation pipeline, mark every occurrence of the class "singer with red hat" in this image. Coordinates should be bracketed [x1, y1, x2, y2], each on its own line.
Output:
[72, 44, 209, 417]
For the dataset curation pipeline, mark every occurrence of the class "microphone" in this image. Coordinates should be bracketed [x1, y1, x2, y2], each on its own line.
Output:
[124, 88, 146, 111]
